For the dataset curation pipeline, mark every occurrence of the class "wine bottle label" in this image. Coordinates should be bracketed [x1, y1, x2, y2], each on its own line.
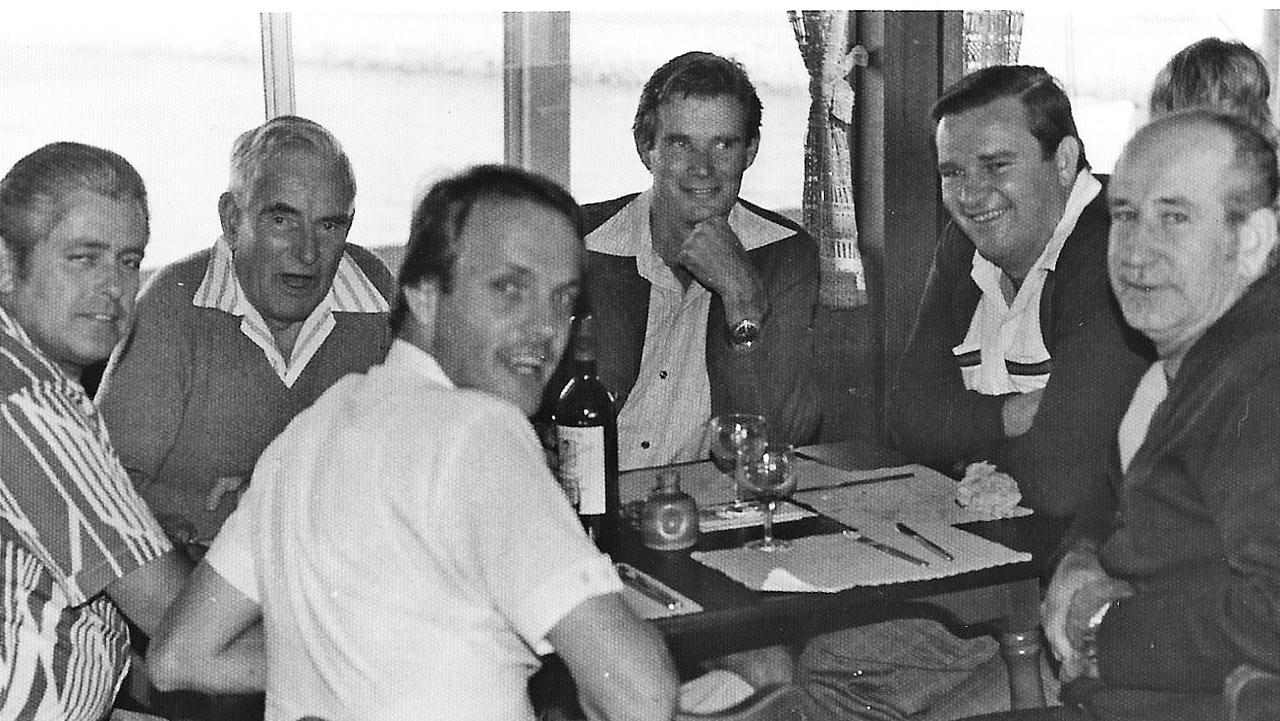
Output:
[557, 425, 606, 515]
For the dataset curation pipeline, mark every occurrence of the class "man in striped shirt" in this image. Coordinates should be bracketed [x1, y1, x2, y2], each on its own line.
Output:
[0, 143, 190, 720]
[97, 116, 394, 547]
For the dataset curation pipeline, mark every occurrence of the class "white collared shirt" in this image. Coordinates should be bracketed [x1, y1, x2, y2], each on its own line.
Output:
[953, 170, 1102, 396]
[192, 236, 390, 388]
[586, 191, 793, 470]
[1117, 361, 1168, 472]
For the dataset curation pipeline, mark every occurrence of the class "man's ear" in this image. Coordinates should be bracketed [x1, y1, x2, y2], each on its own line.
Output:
[637, 139, 655, 173]
[217, 192, 241, 247]
[1053, 136, 1081, 187]
[1234, 206, 1279, 280]
[401, 281, 440, 338]
[0, 239, 15, 294]
[744, 136, 760, 171]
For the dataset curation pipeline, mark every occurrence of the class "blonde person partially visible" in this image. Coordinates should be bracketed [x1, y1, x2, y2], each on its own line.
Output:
[1148, 37, 1277, 139]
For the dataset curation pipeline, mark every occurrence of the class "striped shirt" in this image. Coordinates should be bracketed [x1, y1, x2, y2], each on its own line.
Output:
[953, 171, 1101, 395]
[0, 305, 172, 720]
[192, 235, 390, 388]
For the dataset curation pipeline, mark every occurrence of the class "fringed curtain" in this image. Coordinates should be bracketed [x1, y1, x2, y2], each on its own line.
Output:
[790, 10, 867, 308]
[963, 11, 1025, 73]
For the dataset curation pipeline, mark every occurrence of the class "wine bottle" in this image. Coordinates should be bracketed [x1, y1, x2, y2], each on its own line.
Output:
[553, 313, 620, 553]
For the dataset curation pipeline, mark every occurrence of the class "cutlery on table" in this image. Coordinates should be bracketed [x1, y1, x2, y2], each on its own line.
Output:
[785, 498, 930, 567]
[790, 468, 915, 495]
[894, 521, 955, 561]
[616, 563, 684, 610]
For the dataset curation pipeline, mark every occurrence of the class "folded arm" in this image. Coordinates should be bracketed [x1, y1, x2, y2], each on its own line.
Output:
[889, 232, 1006, 469]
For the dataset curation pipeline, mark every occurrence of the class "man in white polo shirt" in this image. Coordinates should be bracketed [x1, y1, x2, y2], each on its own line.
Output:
[146, 165, 677, 721]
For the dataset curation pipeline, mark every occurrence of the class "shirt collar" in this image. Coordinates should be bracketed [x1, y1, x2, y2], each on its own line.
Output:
[384, 338, 455, 389]
[971, 169, 1101, 286]
[585, 190, 793, 258]
[191, 235, 390, 316]
[0, 304, 36, 351]
[0, 305, 78, 385]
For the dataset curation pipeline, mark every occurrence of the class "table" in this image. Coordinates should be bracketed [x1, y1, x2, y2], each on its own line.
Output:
[611, 440, 1069, 710]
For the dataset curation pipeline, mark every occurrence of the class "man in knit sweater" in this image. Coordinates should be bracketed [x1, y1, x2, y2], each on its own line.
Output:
[97, 116, 394, 546]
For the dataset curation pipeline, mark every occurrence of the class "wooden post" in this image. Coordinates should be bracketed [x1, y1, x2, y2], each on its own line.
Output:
[503, 12, 571, 188]
[853, 10, 962, 437]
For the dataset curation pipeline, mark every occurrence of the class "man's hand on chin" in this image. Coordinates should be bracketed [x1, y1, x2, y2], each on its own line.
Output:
[678, 216, 765, 323]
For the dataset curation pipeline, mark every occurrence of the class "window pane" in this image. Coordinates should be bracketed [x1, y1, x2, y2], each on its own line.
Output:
[291, 12, 504, 253]
[570, 12, 809, 216]
[0, 11, 263, 269]
[1020, 10, 1266, 173]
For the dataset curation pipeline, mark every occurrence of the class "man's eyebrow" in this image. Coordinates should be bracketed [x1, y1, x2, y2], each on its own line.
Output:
[259, 202, 300, 216]
[975, 150, 1016, 163]
[319, 212, 353, 226]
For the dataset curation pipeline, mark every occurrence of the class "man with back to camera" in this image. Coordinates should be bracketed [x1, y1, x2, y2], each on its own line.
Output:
[0, 142, 191, 720]
[796, 65, 1153, 721]
[958, 109, 1280, 721]
[563, 50, 821, 472]
[145, 165, 679, 721]
[97, 115, 394, 548]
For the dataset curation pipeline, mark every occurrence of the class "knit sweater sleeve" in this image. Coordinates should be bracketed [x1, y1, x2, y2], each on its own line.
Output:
[888, 225, 1006, 471]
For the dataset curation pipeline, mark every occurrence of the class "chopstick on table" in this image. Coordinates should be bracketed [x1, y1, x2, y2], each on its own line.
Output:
[791, 469, 914, 495]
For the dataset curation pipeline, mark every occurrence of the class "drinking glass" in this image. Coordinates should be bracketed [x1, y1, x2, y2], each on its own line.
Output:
[738, 444, 798, 552]
[706, 413, 769, 510]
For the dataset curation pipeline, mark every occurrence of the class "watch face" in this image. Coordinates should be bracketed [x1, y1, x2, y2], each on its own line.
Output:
[732, 320, 760, 346]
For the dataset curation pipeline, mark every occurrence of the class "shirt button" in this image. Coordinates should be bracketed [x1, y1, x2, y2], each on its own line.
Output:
[641, 441, 651, 449]
[659, 370, 669, 379]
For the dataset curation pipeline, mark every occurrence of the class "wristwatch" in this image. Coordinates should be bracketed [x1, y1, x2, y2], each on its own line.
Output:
[729, 319, 761, 349]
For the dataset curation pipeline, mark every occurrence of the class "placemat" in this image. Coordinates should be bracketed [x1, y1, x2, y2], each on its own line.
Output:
[622, 460, 1030, 526]
[690, 520, 1030, 592]
[698, 500, 817, 531]
[793, 462, 1032, 525]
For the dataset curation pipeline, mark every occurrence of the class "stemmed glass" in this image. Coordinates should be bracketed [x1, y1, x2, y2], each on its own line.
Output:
[738, 444, 798, 552]
[707, 413, 769, 512]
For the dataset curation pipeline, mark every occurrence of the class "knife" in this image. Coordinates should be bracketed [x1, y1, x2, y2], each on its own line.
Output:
[785, 498, 930, 567]
[791, 469, 914, 495]
[894, 522, 955, 561]
[616, 563, 684, 610]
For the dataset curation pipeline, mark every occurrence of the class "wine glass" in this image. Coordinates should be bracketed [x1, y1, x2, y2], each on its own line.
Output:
[706, 413, 769, 511]
[738, 444, 798, 552]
